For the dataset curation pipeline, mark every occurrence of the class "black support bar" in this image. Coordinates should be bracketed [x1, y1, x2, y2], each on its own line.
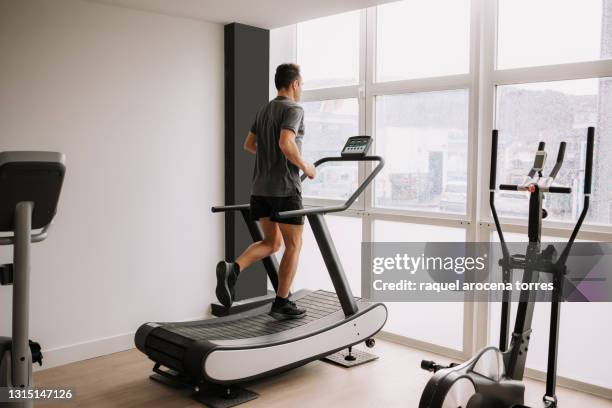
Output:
[548, 142, 566, 179]
[307, 214, 358, 317]
[584, 127, 594, 195]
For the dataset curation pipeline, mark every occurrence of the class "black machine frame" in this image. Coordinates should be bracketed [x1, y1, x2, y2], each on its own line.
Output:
[419, 127, 595, 408]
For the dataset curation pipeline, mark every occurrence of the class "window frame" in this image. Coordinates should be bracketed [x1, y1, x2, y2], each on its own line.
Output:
[278, 0, 612, 398]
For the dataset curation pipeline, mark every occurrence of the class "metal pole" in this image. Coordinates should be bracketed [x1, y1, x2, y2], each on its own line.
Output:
[545, 275, 562, 400]
[12, 202, 33, 389]
[307, 214, 358, 316]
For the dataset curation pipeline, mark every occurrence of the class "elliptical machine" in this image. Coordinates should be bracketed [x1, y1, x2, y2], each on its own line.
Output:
[418, 127, 595, 408]
[0, 152, 65, 408]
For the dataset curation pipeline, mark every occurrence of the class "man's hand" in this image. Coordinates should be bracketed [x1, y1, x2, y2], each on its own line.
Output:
[303, 162, 316, 179]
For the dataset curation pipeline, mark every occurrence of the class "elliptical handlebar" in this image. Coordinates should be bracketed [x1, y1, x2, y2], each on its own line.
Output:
[584, 126, 595, 195]
[549, 141, 566, 179]
[498, 184, 572, 194]
[490, 127, 595, 259]
[492, 127, 594, 199]
[490, 129, 499, 191]
[496, 140, 571, 194]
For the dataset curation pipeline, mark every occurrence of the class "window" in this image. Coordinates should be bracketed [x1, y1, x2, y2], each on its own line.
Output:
[376, 0, 470, 82]
[375, 220, 466, 350]
[495, 78, 612, 225]
[497, 0, 612, 69]
[272, 0, 612, 397]
[374, 90, 469, 214]
[301, 99, 359, 200]
[297, 11, 360, 90]
[293, 215, 362, 293]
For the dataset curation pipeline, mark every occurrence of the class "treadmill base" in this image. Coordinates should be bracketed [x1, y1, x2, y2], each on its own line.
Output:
[322, 347, 379, 368]
[149, 364, 258, 407]
[150, 364, 193, 389]
[150, 372, 191, 389]
[194, 384, 259, 408]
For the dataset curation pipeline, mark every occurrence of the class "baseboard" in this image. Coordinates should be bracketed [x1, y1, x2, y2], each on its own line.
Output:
[35, 315, 208, 371]
[34, 332, 136, 371]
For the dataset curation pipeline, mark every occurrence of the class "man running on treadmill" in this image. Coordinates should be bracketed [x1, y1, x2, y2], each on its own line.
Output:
[216, 63, 315, 320]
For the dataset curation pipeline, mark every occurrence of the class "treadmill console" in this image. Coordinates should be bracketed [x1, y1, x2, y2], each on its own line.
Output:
[341, 136, 372, 158]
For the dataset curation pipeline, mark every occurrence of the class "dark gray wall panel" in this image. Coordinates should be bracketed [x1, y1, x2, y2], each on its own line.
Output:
[224, 23, 270, 300]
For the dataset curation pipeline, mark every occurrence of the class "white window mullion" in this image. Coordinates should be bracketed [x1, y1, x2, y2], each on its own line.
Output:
[367, 74, 471, 97]
[472, 0, 499, 354]
[494, 59, 612, 86]
[462, 0, 487, 358]
[300, 85, 359, 102]
[356, 8, 368, 212]
[477, 0, 499, 229]
[364, 7, 377, 215]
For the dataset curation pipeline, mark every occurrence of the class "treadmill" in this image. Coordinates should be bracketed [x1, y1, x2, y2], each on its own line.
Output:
[135, 136, 387, 402]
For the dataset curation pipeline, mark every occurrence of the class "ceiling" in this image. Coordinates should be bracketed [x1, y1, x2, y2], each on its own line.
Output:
[86, 0, 397, 29]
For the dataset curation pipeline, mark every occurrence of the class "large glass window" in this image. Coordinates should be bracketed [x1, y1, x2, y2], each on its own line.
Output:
[376, 0, 471, 81]
[374, 90, 469, 214]
[274, 1, 612, 397]
[292, 215, 362, 293]
[301, 99, 359, 200]
[497, 0, 612, 69]
[375, 220, 466, 350]
[495, 78, 612, 225]
[297, 11, 360, 90]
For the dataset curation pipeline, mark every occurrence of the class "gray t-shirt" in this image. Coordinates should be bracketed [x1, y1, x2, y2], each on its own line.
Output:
[250, 96, 305, 197]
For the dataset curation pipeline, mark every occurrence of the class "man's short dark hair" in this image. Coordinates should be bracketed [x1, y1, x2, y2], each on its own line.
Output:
[275, 63, 301, 90]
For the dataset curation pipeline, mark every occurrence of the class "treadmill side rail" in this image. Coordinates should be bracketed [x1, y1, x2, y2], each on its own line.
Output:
[202, 303, 387, 383]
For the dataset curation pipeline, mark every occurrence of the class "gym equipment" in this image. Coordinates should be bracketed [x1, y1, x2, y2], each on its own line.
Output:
[0, 152, 66, 408]
[135, 136, 387, 406]
[418, 127, 595, 408]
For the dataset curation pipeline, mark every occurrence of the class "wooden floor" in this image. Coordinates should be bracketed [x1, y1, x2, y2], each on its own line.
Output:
[34, 339, 612, 408]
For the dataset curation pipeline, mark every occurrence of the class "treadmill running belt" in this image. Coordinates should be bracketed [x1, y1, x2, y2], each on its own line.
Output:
[165, 290, 342, 341]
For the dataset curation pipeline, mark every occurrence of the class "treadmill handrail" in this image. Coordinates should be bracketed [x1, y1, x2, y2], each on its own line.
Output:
[0, 224, 50, 245]
[277, 155, 385, 219]
[211, 204, 250, 213]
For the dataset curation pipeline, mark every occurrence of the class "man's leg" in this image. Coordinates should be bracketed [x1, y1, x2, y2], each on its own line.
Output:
[216, 218, 281, 308]
[269, 222, 306, 319]
[235, 218, 282, 271]
[276, 223, 303, 298]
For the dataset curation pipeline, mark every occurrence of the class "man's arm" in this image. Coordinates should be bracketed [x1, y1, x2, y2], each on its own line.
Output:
[279, 129, 315, 179]
[243, 131, 256, 154]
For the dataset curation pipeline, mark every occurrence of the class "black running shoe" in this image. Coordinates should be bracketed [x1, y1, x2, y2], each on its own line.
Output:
[269, 300, 306, 320]
[215, 261, 237, 308]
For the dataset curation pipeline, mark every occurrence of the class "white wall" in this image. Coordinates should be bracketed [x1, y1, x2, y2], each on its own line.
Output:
[0, 0, 224, 368]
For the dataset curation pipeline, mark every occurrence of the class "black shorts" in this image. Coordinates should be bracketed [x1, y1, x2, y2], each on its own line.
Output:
[250, 194, 304, 225]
